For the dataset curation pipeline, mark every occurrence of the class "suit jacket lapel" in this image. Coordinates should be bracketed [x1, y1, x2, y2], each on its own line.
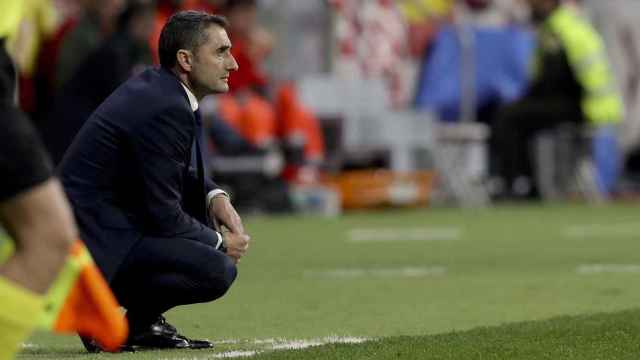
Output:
[192, 109, 209, 225]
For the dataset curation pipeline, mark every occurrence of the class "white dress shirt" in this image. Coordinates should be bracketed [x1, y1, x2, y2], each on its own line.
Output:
[181, 83, 228, 249]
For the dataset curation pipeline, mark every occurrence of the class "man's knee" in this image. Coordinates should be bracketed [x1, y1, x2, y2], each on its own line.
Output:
[218, 254, 237, 291]
[201, 254, 237, 300]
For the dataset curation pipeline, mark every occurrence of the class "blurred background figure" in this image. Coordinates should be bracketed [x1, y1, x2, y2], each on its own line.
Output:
[491, 0, 622, 200]
[582, 0, 640, 187]
[220, 0, 271, 95]
[197, 0, 326, 213]
[6, 0, 59, 116]
[42, 0, 156, 164]
[55, 0, 126, 90]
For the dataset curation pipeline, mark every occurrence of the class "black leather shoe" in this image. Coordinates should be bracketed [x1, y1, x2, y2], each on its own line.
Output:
[178, 334, 214, 349]
[148, 315, 177, 336]
[127, 316, 213, 350]
[127, 331, 191, 349]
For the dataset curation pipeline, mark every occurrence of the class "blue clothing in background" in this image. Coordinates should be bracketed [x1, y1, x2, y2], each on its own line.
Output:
[415, 25, 535, 121]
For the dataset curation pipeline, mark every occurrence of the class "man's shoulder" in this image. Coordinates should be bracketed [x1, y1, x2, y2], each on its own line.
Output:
[123, 67, 183, 100]
[99, 68, 192, 123]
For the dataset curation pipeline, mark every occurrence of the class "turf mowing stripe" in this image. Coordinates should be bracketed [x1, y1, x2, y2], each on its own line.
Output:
[563, 223, 640, 238]
[347, 227, 461, 242]
[304, 266, 446, 279]
[576, 264, 640, 274]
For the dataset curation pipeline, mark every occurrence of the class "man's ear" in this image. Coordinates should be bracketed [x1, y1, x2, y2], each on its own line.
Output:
[176, 49, 193, 72]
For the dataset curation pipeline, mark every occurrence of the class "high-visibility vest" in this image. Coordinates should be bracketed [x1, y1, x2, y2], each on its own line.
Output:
[535, 5, 622, 126]
[397, 0, 453, 23]
[0, 0, 23, 39]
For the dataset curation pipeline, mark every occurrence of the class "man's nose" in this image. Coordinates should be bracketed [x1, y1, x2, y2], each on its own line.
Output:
[227, 55, 239, 71]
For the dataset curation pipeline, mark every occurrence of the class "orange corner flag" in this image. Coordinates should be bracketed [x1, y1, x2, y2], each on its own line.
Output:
[40, 241, 128, 352]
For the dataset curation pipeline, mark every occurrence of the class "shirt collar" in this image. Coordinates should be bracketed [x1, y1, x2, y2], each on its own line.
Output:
[180, 83, 199, 112]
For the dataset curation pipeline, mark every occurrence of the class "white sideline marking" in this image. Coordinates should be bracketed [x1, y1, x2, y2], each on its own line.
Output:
[216, 339, 243, 344]
[211, 337, 371, 359]
[252, 339, 278, 344]
[213, 350, 259, 358]
[271, 336, 369, 350]
[577, 264, 640, 274]
[563, 223, 640, 238]
[24, 337, 371, 360]
[305, 266, 446, 279]
[348, 227, 461, 242]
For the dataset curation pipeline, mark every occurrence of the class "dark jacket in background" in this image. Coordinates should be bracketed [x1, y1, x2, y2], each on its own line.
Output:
[42, 32, 152, 164]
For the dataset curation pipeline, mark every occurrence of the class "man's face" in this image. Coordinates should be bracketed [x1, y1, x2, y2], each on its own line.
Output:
[190, 25, 239, 95]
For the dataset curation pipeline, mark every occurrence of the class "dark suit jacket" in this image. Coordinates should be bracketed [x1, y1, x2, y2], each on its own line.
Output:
[60, 67, 221, 281]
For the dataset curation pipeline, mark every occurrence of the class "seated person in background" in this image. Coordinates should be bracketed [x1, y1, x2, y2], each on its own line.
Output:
[492, 0, 622, 199]
[200, 96, 261, 156]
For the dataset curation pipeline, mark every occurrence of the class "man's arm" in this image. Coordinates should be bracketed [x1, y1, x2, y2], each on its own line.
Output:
[208, 195, 245, 235]
[130, 105, 222, 248]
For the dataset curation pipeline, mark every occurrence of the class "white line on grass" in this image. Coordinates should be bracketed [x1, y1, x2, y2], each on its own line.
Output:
[305, 266, 446, 279]
[206, 337, 371, 359]
[563, 223, 640, 239]
[348, 227, 461, 242]
[576, 264, 640, 274]
[26, 337, 371, 360]
[270, 336, 369, 350]
[213, 350, 259, 358]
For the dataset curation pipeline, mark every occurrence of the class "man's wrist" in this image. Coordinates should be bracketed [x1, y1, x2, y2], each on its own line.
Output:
[206, 189, 230, 209]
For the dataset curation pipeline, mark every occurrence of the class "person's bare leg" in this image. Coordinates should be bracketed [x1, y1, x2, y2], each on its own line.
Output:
[0, 179, 76, 294]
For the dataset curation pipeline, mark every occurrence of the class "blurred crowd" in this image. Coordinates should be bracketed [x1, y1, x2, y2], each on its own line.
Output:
[7, 0, 640, 211]
[7, 0, 327, 213]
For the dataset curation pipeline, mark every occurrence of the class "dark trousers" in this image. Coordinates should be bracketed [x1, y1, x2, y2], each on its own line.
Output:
[492, 97, 583, 192]
[110, 236, 237, 329]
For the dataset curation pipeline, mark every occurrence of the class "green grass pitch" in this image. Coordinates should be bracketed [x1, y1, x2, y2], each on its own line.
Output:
[15, 202, 640, 359]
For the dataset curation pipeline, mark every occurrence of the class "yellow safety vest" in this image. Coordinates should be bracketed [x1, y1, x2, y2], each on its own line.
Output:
[0, 0, 23, 39]
[537, 5, 622, 126]
[398, 0, 453, 24]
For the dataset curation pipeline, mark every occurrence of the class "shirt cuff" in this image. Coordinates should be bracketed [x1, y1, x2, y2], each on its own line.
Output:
[215, 231, 224, 250]
[206, 189, 230, 209]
